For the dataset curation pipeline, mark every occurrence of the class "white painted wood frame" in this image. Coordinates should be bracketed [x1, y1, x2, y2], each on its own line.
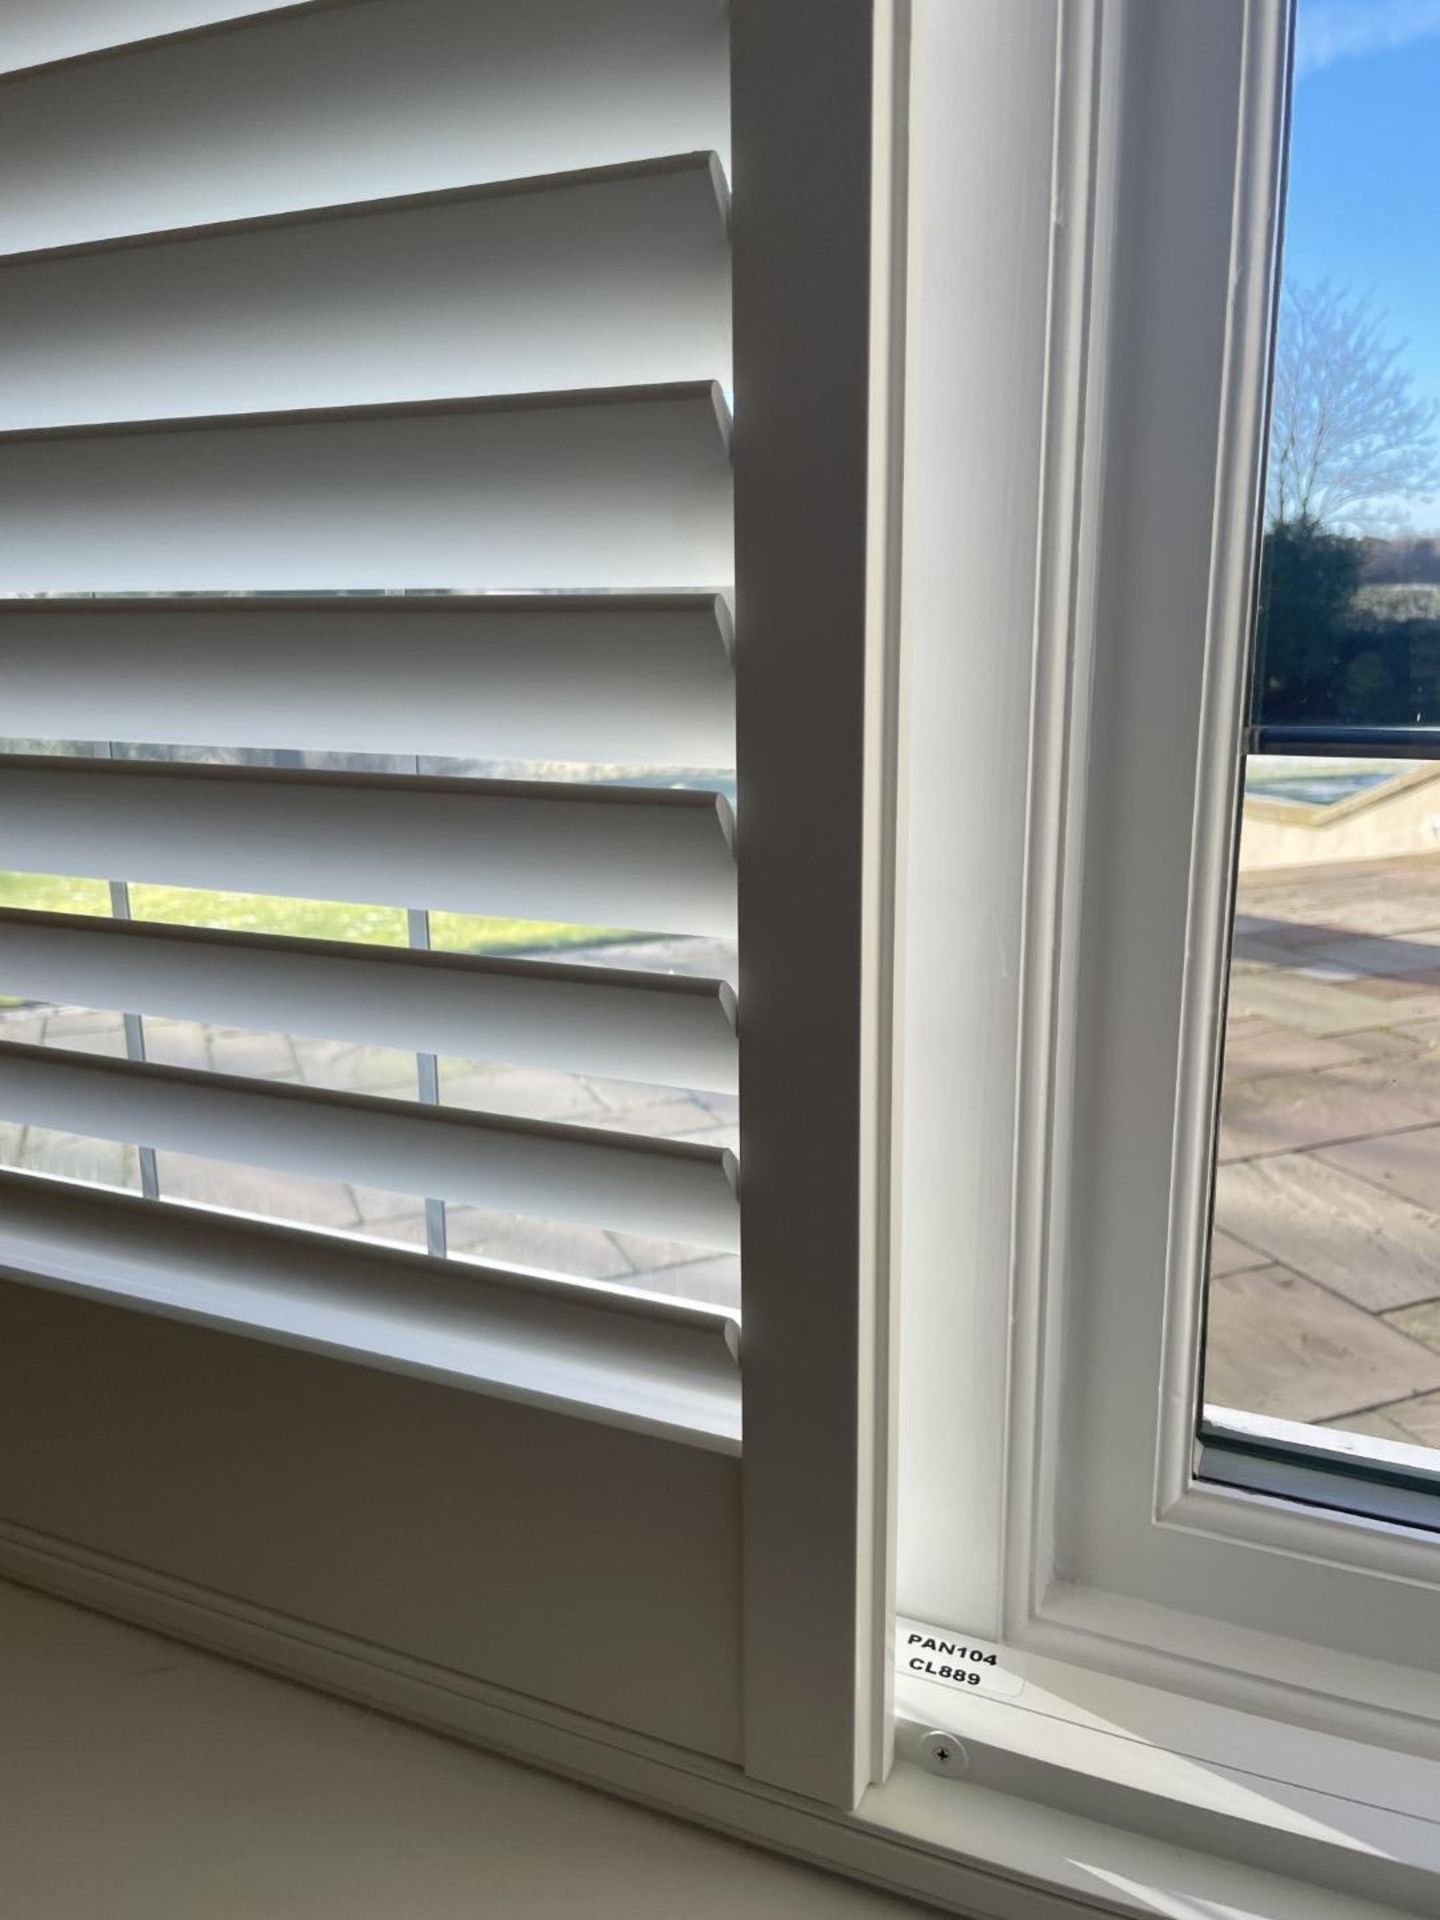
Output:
[897, 0, 1440, 1759]
[731, 0, 905, 1807]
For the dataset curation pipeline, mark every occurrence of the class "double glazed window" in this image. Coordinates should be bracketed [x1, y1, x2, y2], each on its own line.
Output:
[896, 0, 1440, 1809]
[1201, 0, 1440, 1515]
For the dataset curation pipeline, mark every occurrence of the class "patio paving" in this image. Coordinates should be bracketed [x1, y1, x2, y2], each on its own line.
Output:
[1210, 850, 1440, 1451]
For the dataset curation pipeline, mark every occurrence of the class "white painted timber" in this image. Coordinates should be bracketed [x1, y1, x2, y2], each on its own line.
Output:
[0, 910, 739, 1093]
[0, 0, 730, 251]
[0, 595, 735, 768]
[0, 759, 737, 940]
[0, 1, 307, 75]
[0, 157, 731, 426]
[0, 386, 733, 594]
[0, 1045, 741, 1251]
[0, 1168, 741, 1449]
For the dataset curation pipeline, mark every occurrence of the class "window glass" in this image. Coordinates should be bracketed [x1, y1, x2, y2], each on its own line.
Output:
[1202, 1, 1440, 1470]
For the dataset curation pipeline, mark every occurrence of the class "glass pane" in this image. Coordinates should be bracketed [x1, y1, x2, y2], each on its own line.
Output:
[1202, 3, 1440, 1470]
[1253, 3, 1440, 728]
[1210, 760, 1440, 1443]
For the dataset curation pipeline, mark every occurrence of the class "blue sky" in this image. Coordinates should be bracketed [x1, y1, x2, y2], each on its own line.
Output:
[1287, 1, 1440, 415]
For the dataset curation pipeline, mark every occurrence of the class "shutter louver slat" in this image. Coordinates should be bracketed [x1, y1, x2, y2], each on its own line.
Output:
[0, 912, 739, 1095]
[0, 1046, 741, 1253]
[0, 156, 731, 427]
[0, 596, 734, 767]
[0, 761, 737, 940]
[0, 386, 732, 593]
[0, 1170, 741, 1449]
[0, 0, 730, 250]
[0, 2, 306, 76]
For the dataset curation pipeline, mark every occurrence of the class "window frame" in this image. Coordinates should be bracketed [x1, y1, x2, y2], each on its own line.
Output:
[12, 5, 1440, 1913]
[895, 0, 1440, 1755]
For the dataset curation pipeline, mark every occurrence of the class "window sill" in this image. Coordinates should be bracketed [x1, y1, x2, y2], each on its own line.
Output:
[888, 1650, 1440, 1917]
[0, 1169, 740, 1452]
[1, 1502, 1429, 1920]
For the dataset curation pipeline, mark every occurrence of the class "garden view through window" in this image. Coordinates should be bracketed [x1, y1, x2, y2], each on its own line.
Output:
[1202, 0, 1440, 1472]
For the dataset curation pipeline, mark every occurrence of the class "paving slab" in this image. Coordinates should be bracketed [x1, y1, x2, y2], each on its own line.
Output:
[438, 1060, 613, 1125]
[1321, 967, 1440, 1005]
[1320, 1405, 1430, 1446]
[139, 1019, 216, 1072]
[288, 1035, 419, 1095]
[37, 1008, 130, 1044]
[205, 1025, 303, 1081]
[1204, 1263, 1440, 1422]
[1215, 1151, 1440, 1310]
[1217, 1062, 1435, 1161]
[1302, 929, 1440, 979]
[153, 1152, 363, 1231]
[444, 1206, 635, 1281]
[348, 1187, 431, 1238]
[1386, 1017, 1440, 1051]
[1323, 1392, 1440, 1450]
[1383, 1298, 1440, 1354]
[1219, 1023, 1365, 1080]
[1207, 1227, 1271, 1277]
[1223, 1014, 1280, 1044]
[588, 1096, 722, 1138]
[1222, 969, 1402, 1035]
[621, 1253, 742, 1310]
[1235, 864, 1440, 936]
[38, 1012, 129, 1058]
[1320, 1123, 1440, 1225]
[1232, 914, 1352, 951]
[0, 1125, 139, 1189]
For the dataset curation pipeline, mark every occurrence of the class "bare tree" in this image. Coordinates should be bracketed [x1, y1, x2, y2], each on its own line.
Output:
[1266, 281, 1440, 531]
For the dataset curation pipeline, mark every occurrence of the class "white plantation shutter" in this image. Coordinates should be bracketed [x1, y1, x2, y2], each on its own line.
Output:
[0, 0, 895, 1809]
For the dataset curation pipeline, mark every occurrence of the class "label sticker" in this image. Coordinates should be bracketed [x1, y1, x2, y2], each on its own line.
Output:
[896, 1616, 1025, 1700]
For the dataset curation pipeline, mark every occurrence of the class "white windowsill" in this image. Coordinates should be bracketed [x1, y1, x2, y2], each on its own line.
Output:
[2, 1504, 1433, 1920]
[887, 1651, 1440, 1918]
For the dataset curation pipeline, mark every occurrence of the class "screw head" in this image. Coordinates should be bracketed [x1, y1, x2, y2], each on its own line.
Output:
[921, 1729, 969, 1775]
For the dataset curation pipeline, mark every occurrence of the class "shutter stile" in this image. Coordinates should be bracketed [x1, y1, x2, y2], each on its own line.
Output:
[0, 0, 740, 1415]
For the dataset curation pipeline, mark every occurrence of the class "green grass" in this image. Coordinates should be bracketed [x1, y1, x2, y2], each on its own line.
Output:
[0, 872, 618, 957]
